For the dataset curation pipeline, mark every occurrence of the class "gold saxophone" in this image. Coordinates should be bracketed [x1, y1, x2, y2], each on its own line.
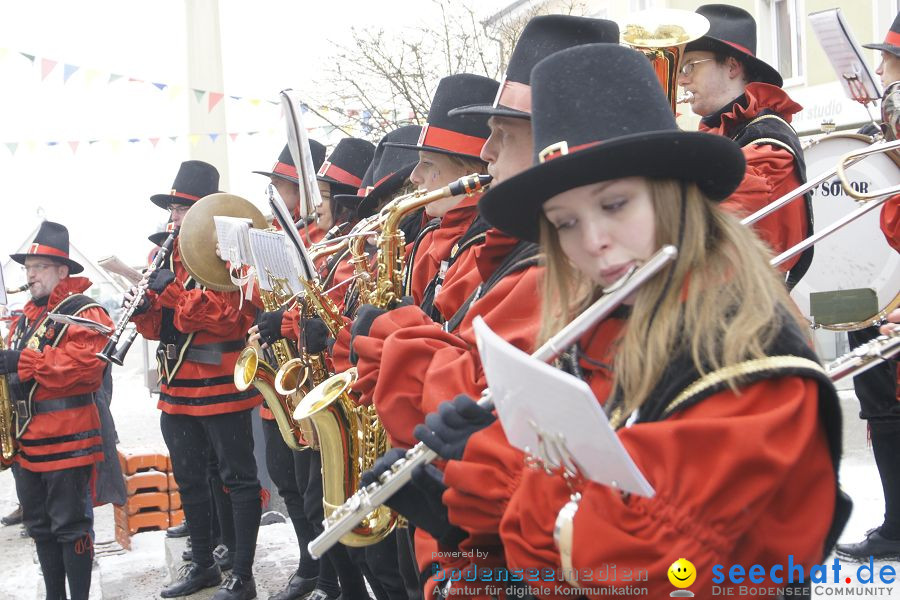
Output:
[1, 283, 33, 470]
[234, 275, 309, 451]
[292, 173, 491, 547]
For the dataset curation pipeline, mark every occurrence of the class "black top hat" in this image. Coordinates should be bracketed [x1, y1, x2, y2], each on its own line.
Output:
[148, 221, 176, 247]
[151, 160, 220, 209]
[11, 221, 84, 274]
[479, 44, 746, 243]
[384, 74, 498, 159]
[449, 15, 620, 120]
[252, 140, 327, 184]
[334, 126, 423, 217]
[864, 11, 900, 58]
[317, 137, 376, 196]
[333, 160, 375, 214]
[684, 4, 783, 88]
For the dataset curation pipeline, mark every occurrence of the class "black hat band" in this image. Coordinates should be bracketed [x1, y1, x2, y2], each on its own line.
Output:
[417, 123, 486, 156]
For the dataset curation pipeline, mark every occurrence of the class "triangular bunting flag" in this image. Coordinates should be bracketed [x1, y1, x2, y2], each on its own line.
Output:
[47, 141, 58, 146]
[249, 99, 261, 107]
[152, 82, 167, 91]
[208, 92, 224, 112]
[20, 52, 35, 64]
[5, 143, 18, 155]
[85, 69, 101, 85]
[209, 133, 219, 143]
[128, 138, 140, 143]
[229, 133, 238, 142]
[229, 95, 241, 101]
[110, 139, 122, 152]
[88, 139, 100, 144]
[149, 137, 160, 148]
[109, 73, 123, 83]
[68, 141, 79, 153]
[63, 64, 79, 83]
[128, 77, 145, 84]
[0, 48, 9, 61]
[41, 59, 58, 80]
[247, 131, 258, 136]
[25, 141, 38, 152]
[188, 134, 201, 147]
[168, 85, 183, 100]
[168, 136, 178, 143]
[265, 99, 278, 105]
[192, 89, 206, 103]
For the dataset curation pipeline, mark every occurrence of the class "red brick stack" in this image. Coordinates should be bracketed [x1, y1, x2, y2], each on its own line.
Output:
[114, 450, 182, 550]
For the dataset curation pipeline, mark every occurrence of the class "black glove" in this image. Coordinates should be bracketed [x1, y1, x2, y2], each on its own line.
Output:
[0, 350, 21, 376]
[302, 316, 330, 355]
[349, 304, 387, 365]
[414, 395, 497, 461]
[257, 308, 285, 346]
[359, 448, 466, 548]
[146, 268, 176, 294]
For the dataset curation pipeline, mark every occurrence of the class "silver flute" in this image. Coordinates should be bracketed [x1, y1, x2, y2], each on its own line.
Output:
[308, 245, 678, 558]
[826, 330, 900, 382]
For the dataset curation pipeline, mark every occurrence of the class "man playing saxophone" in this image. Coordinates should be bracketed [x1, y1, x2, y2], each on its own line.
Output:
[3, 221, 114, 600]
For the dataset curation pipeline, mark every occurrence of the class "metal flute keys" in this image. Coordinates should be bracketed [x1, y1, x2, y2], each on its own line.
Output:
[307, 245, 678, 558]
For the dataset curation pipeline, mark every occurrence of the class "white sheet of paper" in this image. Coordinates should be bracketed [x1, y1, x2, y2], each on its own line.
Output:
[248, 229, 303, 294]
[267, 185, 318, 282]
[473, 317, 654, 497]
[809, 8, 881, 103]
[97, 256, 143, 286]
[213, 216, 253, 267]
[46, 313, 113, 335]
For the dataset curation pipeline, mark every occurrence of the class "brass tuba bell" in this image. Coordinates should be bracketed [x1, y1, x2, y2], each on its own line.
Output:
[620, 8, 710, 113]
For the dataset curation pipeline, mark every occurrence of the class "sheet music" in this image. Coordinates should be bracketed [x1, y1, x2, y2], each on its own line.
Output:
[98, 256, 143, 286]
[809, 8, 881, 103]
[213, 216, 253, 267]
[248, 229, 303, 294]
[473, 317, 655, 497]
[268, 185, 318, 281]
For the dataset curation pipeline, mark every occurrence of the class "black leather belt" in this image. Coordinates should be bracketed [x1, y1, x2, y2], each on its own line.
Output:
[160, 340, 245, 366]
[34, 394, 94, 415]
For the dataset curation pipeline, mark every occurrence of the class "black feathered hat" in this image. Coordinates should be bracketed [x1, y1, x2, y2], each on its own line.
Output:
[384, 74, 497, 159]
[449, 15, 620, 120]
[479, 44, 746, 243]
[252, 141, 327, 184]
[684, 4, 783, 87]
[11, 221, 84, 274]
[150, 160, 220, 209]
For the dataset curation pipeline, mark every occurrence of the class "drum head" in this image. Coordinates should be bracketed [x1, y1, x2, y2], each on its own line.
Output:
[793, 133, 900, 330]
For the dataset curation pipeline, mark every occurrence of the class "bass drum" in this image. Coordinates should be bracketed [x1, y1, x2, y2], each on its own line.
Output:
[792, 133, 900, 330]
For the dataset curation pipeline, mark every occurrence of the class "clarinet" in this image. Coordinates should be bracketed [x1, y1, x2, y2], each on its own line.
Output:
[97, 229, 178, 365]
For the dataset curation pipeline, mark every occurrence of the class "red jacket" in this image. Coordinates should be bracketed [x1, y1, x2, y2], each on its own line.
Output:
[10, 277, 112, 472]
[700, 83, 808, 272]
[498, 322, 836, 599]
[132, 240, 262, 416]
[882, 195, 900, 252]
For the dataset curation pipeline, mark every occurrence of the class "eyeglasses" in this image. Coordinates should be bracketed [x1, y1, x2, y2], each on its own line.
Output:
[679, 58, 714, 76]
[23, 263, 57, 274]
[168, 205, 190, 215]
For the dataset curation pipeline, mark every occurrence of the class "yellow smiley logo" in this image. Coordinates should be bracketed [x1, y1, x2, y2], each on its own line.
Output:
[668, 558, 697, 588]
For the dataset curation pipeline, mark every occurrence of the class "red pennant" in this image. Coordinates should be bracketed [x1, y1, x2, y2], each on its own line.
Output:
[41, 59, 58, 80]
[149, 137, 160, 148]
[229, 133, 238, 141]
[68, 141, 79, 153]
[208, 92, 224, 112]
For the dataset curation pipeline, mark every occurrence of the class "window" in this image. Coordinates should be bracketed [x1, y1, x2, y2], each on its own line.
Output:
[768, 0, 804, 83]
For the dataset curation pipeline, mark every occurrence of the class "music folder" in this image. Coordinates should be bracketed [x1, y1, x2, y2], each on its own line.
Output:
[809, 8, 882, 104]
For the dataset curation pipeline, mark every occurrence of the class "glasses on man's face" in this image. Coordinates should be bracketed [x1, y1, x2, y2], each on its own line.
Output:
[168, 204, 190, 215]
[23, 263, 57, 274]
[679, 58, 714, 76]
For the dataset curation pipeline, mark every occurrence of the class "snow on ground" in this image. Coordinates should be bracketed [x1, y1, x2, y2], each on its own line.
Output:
[0, 353, 897, 598]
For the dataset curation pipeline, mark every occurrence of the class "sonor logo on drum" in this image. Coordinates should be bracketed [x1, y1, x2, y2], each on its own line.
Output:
[814, 179, 869, 197]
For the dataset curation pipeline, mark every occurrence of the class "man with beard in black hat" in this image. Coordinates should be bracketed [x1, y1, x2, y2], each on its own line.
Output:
[3, 221, 115, 600]
[127, 160, 263, 600]
[677, 3, 812, 290]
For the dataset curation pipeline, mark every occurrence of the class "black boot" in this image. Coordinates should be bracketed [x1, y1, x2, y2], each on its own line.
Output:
[160, 562, 222, 598]
[270, 570, 319, 600]
[836, 527, 900, 561]
[35, 540, 67, 600]
[1, 504, 22, 526]
[61, 537, 94, 600]
[211, 573, 257, 600]
[166, 519, 190, 538]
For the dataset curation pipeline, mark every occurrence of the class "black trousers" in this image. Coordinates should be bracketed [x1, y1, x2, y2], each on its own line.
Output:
[14, 463, 94, 599]
[161, 410, 261, 580]
[848, 326, 900, 422]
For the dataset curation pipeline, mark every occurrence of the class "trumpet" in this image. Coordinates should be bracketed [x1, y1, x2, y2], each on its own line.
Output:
[306, 245, 679, 559]
[98, 229, 177, 364]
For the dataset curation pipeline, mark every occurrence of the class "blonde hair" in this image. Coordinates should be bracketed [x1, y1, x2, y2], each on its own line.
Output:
[538, 179, 808, 413]
[445, 154, 488, 175]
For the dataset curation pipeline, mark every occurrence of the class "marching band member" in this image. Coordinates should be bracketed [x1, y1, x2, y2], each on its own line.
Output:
[836, 10, 900, 562]
[415, 43, 844, 598]
[4, 221, 115, 600]
[352, 15, 620, 596]
[677, 4, 812, 288]
[127, 161, 263, 600]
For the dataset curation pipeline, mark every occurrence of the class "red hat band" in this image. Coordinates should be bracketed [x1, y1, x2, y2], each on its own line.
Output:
[887, 30, 900, 46]
[493, 77, 532, 114]
[417, 124, 486, 157]
[272, 161, 299, 179]
[170, 189, 201, 202]
[27, 243, 68, 260]
[317, 161, 363, 187]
